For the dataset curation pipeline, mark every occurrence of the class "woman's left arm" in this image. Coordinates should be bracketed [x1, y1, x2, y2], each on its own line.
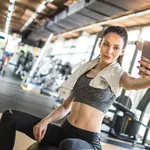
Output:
[120, 56, 150, 90]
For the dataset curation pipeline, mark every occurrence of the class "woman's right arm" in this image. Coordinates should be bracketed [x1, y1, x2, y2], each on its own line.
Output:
[33, 91, 74, 142]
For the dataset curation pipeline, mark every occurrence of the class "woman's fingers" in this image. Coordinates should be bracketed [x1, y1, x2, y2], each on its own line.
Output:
[138, 65, 150, 80]
[33, 126, 37, 141]
[33, 125, 40, 141]
[37, 127, 43, 142]
[35, 126, 45, 142]
[138, 56, 150, 79]
[41, 129, 46, 140]
[141, 56, 150, 64]
[140, 58, 150, 70]
[33, 121, 47, 142]
[138, 65, 150, 76]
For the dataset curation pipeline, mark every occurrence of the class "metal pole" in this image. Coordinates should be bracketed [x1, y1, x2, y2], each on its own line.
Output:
[23, 33, 53, 86]
[142, 117, 150, 145]
[89, 32, 101, 61]
[89, 26, 106, 61]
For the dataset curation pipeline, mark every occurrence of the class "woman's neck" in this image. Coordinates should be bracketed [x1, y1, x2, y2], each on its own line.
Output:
[98, 59, 110, 71]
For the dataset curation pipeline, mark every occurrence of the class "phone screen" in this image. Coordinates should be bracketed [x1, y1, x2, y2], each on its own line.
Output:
[142, 41, 150, 59]
[140, 41, 150, 75]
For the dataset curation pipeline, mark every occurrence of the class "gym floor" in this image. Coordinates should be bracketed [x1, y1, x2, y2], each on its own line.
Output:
[0, 65, 143, 150]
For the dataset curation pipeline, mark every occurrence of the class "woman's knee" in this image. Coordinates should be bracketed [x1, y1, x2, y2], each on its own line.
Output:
[58, 139, 77, 150]
[1, 109, 14, 123]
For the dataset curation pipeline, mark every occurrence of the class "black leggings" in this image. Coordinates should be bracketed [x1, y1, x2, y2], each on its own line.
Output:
[0, 110, 102, 150]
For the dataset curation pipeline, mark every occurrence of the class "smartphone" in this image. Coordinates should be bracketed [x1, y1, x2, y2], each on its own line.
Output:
[140, 41, 150, 75]
[142, 41, 150, 59]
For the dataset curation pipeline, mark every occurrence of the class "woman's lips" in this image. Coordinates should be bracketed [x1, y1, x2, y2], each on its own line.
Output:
[104, 55, 111, 59]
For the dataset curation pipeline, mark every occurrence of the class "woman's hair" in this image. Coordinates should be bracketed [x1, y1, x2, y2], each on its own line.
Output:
[101, 26, 128, 65]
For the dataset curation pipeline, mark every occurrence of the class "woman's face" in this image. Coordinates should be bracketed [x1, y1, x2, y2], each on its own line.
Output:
[99, 32, 125, 64]
[12, 33, 19, 39]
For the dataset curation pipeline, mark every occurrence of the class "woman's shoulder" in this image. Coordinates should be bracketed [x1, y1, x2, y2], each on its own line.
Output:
[105, 61, 124, 78]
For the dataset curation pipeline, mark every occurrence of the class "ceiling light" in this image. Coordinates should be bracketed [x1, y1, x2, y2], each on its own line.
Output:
[108, 16, 129, 23]
[136, 9, 150, 16]
[24, 23, 28, 27]
[8, 4, 14, 12]
[42, 1, 47, 5]
[5, 28, 9, 33]
[10, 0, 15, 4]
[5, 1, 16, 34]
[21, 27, 25, 31]
[21, 0, 54, 32]
[6, 21, 10, 25]
[7, 12, 12, 18]
[5, 25, 9, 29]
[5, 25, 10, 29]
[5, 26, 9, 29]
[99, 20, 112, 25]
[6, 21, 11, 24]
[27, 18, 33, 25]
[46, 0, 54, 2]
[31, 13, 38, 19]
[36, 4, 46, 13]
[6, 17, 11, 22]
[128, 14, 136, 18]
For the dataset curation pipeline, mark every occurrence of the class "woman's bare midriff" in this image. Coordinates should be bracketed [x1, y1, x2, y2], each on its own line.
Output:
[67, 101, 105, 133]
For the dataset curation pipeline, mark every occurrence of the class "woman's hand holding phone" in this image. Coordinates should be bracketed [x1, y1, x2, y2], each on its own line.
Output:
[137, 41, 150, 79]
[138, 56, 150, 80]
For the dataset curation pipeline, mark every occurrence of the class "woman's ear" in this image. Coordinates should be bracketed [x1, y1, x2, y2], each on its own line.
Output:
[120, 48, 125, 56]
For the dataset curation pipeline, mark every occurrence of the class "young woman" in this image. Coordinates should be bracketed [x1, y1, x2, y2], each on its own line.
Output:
[0, 26, 150, 150]
[0, 32, 19, 76]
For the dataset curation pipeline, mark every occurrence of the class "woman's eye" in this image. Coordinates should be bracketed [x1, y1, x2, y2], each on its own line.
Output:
[114, 47, 119, 50]
[104, 43, 108, 46]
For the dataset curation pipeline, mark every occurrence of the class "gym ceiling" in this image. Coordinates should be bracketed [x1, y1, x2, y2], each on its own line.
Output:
[1, 0, 150, 47]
